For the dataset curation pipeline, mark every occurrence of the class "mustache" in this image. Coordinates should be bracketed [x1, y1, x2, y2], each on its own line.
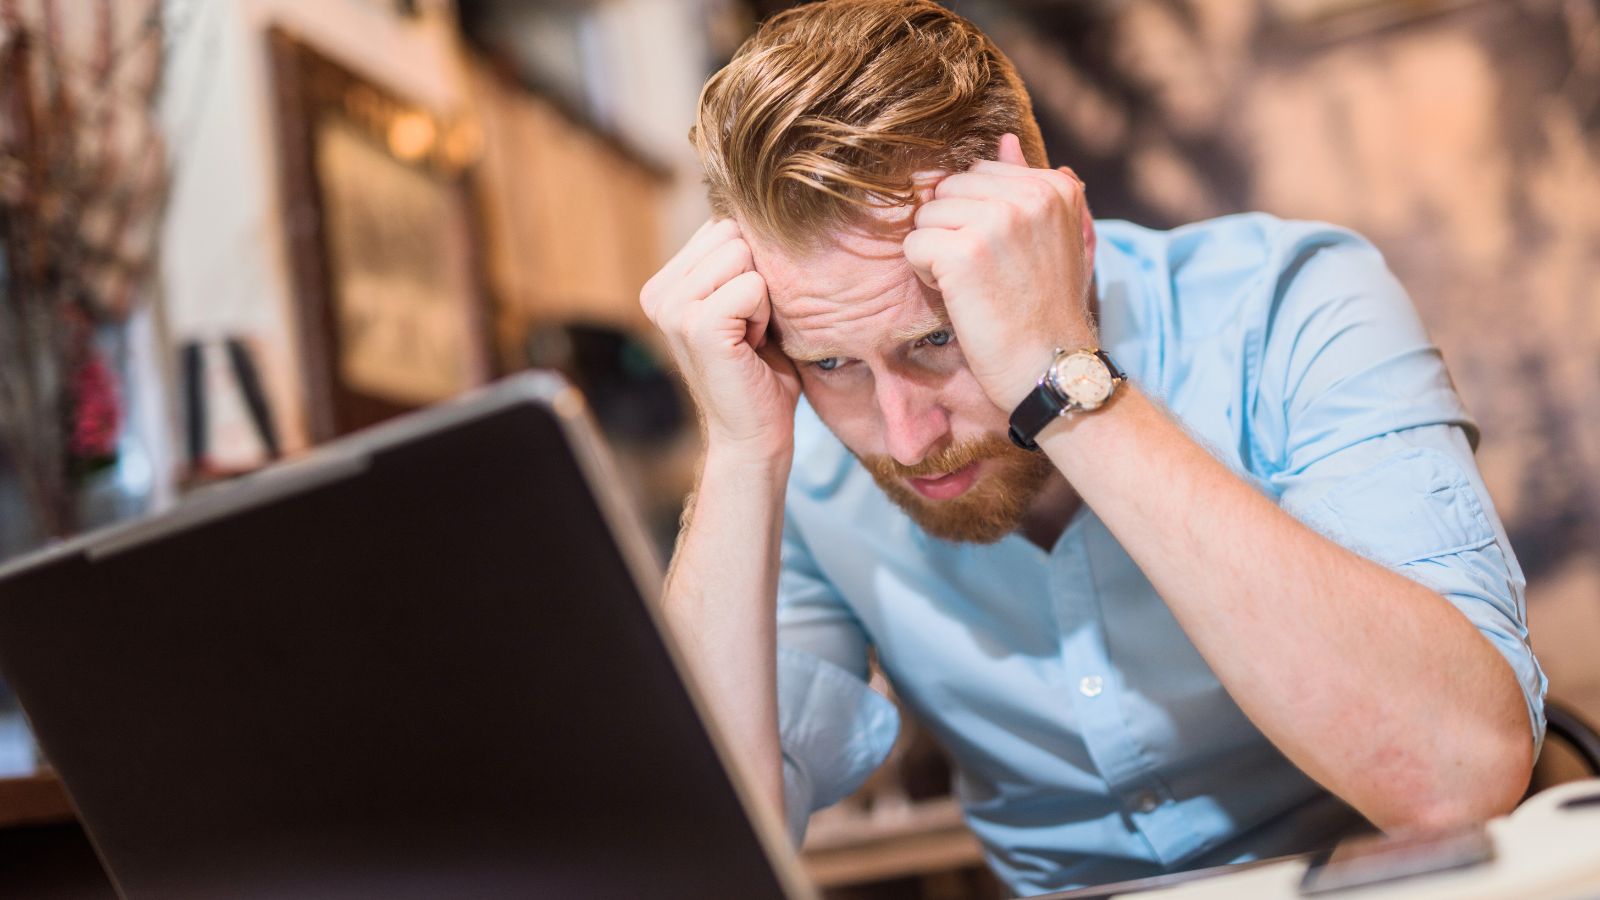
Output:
[859, 434, 1017, 480]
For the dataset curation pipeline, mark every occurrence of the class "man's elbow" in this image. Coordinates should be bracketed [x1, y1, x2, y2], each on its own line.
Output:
[1381, 729, 1534, 833]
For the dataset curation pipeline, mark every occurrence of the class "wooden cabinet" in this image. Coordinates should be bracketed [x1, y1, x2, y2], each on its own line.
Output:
[467, 60, 670, 374]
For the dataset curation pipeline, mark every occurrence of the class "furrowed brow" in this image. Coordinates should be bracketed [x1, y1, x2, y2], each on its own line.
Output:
[780, 340, 848, 363]
[889, 310, 952, 343]
[770, 321, 842, 362]
[774, 304, 951, 363]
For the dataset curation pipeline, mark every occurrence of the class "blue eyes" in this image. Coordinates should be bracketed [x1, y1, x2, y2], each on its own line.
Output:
[810, 329, 954, 374]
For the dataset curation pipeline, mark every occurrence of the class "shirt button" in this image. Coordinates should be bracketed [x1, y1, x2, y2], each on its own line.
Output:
[1078, 675, 1104, 698]
[1135, 791, 1160, 814]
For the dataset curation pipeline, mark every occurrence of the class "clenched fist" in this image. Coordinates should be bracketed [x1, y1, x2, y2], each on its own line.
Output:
[904, 133, 1098, 411]
[641, 218, 800, 463]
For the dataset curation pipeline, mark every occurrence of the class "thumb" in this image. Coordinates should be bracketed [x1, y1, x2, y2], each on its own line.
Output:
[996, 132, 1028, 167]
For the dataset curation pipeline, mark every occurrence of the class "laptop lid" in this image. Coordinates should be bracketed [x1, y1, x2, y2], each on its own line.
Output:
[0, 373, 814, 900]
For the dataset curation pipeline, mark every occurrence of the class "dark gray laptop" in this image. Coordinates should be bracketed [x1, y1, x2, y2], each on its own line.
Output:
[0, 372, 814, 899]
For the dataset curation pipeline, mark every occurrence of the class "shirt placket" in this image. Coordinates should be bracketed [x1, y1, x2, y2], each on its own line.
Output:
[1050, 527, 1205, 866]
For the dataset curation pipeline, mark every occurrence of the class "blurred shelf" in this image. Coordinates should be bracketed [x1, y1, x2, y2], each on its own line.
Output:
[801, 797, 986, 888]
[0, 771, 75, 829]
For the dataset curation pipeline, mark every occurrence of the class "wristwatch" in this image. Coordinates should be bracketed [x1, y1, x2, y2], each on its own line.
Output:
[1007, 348, 1126, 450]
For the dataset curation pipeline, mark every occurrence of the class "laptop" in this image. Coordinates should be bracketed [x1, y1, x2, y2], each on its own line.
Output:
[0, 372, 815, 899]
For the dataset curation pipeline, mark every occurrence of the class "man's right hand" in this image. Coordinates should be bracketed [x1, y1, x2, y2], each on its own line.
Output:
[641, 218, 800, 462]
[643, 220, 794, 822]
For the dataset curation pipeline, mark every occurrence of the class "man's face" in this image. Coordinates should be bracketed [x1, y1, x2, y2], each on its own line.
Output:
[750, 212, 1055, 544]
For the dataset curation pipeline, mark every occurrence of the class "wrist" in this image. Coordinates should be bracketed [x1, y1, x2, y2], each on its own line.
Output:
[1006, 342, 1123, 451]
[1034, 381, 1139, 454]
[703, 440, 794, 484]
[996, 332, 1098, 411]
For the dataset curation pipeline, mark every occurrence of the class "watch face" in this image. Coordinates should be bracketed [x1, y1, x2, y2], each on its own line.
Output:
[1051, 351, 1114, 410]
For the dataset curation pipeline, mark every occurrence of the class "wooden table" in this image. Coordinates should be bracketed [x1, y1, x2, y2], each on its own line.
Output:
[801, 796, 988, 888]
[1042, 779, 1600, 900]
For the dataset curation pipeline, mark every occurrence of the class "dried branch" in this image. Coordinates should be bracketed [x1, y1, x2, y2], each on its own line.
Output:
[0, 0, 169, 539]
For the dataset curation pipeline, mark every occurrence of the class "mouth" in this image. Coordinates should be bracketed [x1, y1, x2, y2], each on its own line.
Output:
[906, 461, 981, 501]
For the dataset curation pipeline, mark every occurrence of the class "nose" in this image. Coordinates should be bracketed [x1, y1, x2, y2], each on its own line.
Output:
[875, 369, 949, 467]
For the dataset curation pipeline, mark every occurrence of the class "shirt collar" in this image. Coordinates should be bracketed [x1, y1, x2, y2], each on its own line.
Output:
[1092, 222, 1154, 389]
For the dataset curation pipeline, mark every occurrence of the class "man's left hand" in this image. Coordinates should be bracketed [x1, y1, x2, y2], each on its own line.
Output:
[904, 132, 1097, 411]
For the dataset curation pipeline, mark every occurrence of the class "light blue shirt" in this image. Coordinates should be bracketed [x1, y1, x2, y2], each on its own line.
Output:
[775, 213, 1546, 895]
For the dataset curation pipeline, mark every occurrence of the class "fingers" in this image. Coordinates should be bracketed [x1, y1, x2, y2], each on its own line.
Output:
[902, 227, 964, 289]
[641, 209, 764, 344]
[996, 132, 1027, 166]
[965, 159, 1083, 192]
[911, 169, 946, 205]
[637, 220, 796, 452]
[935, 170, 1051, 202]
[735, 270, 774, 340]
[679, 237, 754, 304]
[700, 269, 768, 323]
[644, 221, 719, 319]
[913, 196, 989, 231]
[693, 269, 771, 348]
[647, 218, 741, 301]
[962, 137, 1083, 212]
[918, 175, 1075, 247]
[935, 171, 1083, 230]
[942, 166, 1079, 201]
[756, 339, 800, 384]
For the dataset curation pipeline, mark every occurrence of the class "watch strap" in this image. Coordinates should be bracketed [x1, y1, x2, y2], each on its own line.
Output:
[1096, 347, 1126, 383]
[1007, 379, 1069, 451]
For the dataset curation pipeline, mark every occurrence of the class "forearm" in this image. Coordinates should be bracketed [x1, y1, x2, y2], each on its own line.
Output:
[660, 447, 792, 818]
[1039, 387, 1531, 829]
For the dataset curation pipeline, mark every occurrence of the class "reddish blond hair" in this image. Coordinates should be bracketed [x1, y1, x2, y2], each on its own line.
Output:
[691, 0, 1047, 250]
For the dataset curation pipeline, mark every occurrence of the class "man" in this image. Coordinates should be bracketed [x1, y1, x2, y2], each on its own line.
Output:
[640, 0, 1545, 893]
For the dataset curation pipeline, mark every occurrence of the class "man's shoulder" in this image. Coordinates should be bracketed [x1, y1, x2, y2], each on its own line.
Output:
[1098, 213, 1390, 346]
[1095, 213, 1417, 468]
[1099, 212, 1378, 287]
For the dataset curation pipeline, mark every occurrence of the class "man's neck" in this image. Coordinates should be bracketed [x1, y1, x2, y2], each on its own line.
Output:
[1014, 283, 1099, 551]
[1019, 472, 1081, 551]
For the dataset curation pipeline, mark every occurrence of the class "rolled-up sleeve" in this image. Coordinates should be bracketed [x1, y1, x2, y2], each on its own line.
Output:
[776, 515, 900, 843]
[1255, 238, 1547, 749]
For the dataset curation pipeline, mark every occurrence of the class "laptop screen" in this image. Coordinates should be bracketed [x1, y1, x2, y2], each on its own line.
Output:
[0, 375, 808, 899]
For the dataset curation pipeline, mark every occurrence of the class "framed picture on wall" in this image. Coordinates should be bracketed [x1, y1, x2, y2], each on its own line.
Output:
[267, 29, 491, 441]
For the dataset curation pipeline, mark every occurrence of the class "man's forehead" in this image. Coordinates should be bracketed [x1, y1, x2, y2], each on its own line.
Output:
[747, 216, 909, 298]
[752, 250, 944, 361]
[762, 256, 908, 320]
[738, 171, 942, 303]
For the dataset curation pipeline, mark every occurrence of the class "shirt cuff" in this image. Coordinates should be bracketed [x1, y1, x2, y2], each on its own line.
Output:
[776, 644, 901, 844]
[1288, 445, 1548, 750]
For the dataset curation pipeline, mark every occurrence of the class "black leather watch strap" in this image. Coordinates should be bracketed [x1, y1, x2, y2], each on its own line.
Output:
[1097, 348, 1126, 383]
[1008, 380, 1068, 451]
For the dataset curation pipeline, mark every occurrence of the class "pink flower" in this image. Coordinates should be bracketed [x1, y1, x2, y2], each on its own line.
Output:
[69, 353, 120, 462]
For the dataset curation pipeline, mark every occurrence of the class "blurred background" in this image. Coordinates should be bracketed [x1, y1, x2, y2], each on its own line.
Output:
[0, 0, 1596, 897]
